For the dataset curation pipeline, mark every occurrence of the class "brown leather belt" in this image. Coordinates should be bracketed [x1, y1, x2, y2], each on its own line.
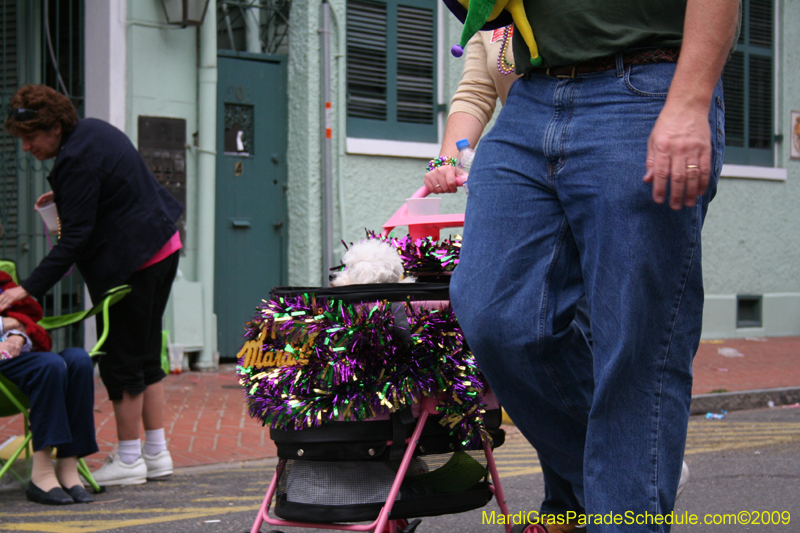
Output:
[531, 48, 680, 78]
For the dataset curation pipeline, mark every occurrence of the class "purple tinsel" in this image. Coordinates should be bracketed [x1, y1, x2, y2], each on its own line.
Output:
[237, 292, 490, 446]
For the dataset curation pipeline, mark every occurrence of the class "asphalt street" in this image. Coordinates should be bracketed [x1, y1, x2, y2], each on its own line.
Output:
[0, 406, 798, 533]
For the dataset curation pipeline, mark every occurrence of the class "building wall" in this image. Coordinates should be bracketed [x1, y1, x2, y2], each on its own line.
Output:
[336, 9, 469, 253]
[109, 0, 800, 342]
[286, 0, 468, 286]
[701, 1, 800, 338]
[285, 0, 323, 285]
[86, 1, 215, 360]
[126, 1, 200, 281]
[292, 1, 800, 339]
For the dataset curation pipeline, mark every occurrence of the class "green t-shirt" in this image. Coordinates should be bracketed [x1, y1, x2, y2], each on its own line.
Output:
[512, 0, 687, 71]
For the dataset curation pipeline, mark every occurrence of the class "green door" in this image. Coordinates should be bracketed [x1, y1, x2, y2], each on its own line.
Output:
[215, 52, 288, 358]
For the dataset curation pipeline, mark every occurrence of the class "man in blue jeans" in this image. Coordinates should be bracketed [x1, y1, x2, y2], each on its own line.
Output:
[449, 1, 740, 531]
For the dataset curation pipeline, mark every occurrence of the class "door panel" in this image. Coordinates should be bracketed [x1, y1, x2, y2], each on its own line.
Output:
[215, 53, 288, 358]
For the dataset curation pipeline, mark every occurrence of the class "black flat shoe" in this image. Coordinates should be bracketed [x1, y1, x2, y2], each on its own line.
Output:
[25, 483, 74, 505]
[62, 484, 95, 503]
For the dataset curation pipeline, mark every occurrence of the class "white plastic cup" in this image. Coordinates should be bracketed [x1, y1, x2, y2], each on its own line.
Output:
[168, 343, 185, 374]
[406, 197, 441, 217]
[35, 201, 60, 233]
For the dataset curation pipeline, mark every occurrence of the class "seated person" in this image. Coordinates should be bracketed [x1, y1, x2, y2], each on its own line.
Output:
[0, 270, 98, 505]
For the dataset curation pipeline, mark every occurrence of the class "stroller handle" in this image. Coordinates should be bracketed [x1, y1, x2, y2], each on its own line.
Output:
[382, 179, 466, 239]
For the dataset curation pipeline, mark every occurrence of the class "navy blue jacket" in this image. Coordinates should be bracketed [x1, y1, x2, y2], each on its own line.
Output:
[22, 119, 184, 301]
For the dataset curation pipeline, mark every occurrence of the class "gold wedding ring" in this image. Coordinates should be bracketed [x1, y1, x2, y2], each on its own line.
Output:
[686, 165, 699, 170]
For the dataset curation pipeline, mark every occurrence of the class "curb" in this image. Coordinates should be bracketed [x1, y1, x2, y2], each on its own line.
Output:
[166, 389, 800, 472]
[689, 386, 800, 416]
[500, 387, 800, 426]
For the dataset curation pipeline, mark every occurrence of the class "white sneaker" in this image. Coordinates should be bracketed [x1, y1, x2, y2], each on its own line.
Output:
[89, 453, 147, 486]
[676, 461, 690, 500]
[143, 448, 173, 479]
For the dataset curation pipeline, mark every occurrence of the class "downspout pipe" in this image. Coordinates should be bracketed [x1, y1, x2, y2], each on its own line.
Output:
[320, 0, 334, 284]
[195, 10, 218, 369]
[244, 0, 262, 53]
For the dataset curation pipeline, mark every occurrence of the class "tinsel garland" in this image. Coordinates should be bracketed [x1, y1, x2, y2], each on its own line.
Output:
[331, 231, 461, 277]
[237, 292, 491, 447]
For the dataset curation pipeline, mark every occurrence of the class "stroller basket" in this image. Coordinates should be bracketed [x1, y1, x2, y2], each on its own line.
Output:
[271, 408, 505, 523]
[242, 279, 513, 533]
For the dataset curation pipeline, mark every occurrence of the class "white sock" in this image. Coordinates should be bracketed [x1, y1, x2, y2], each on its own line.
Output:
[118, 439, 142, 465]
[144, 428, 167, 456]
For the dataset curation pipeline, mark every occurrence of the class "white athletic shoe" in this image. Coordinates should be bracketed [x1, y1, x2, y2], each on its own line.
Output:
[89, 453, 147, 486]
[676, 461, 690, 500]
[143, 448, 173, 479]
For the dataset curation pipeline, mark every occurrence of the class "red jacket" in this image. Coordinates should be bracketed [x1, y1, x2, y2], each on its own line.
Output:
[0, 272, 52, 352]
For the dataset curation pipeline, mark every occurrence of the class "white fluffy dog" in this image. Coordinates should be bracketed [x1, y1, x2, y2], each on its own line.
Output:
[330, 239, 414, 286]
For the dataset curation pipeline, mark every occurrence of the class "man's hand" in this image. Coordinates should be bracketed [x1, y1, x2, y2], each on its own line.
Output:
[642, 0, 738, 210]
[643, 102, 712, 210]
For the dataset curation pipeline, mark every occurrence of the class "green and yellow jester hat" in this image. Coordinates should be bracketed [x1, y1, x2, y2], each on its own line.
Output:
[443, 0, 542, 66]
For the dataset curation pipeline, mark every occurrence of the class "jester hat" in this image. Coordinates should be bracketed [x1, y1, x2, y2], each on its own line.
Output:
[443, 0, 543, 66]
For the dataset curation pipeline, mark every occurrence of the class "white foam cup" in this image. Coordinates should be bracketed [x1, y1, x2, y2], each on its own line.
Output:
[35, 201, 60, 233]
[406, 197, 441, 217]
[168, 343, 185, 374]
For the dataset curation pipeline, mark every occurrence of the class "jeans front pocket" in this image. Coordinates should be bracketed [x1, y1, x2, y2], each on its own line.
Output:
[623, 62, 675, 98]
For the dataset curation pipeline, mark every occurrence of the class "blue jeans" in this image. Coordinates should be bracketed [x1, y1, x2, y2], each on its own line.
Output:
[0, 348, 99, 458]
[451, 59, 724, 532]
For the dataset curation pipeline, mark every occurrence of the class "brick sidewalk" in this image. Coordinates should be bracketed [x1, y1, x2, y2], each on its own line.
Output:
[693, 336, 800, 395]
[0, 365, 277, 471]
[2, 336, 799, 471]
[86, 366, 277, 470]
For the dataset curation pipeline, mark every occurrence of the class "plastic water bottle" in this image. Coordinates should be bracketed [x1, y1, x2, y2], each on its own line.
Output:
[455, 138, 475, 194]
[455, 138, 475, 177]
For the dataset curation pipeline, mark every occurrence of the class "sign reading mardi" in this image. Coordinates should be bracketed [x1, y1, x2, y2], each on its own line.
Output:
[237, 327, 313, 369]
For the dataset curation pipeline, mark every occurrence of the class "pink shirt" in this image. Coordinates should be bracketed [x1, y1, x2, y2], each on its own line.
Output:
[138, 231, 182, 270]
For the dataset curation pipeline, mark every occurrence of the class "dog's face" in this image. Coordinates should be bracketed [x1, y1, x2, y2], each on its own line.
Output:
[330, 240, 407, 286]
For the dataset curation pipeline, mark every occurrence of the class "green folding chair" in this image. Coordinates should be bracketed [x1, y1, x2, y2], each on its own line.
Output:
[0, 260, 131, 491]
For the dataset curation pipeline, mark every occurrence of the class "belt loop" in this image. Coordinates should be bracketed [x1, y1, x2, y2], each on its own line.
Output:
[615, 52, 624, 77]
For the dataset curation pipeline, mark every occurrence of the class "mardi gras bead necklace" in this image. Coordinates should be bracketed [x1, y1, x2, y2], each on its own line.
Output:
[497, 26, 515, 75]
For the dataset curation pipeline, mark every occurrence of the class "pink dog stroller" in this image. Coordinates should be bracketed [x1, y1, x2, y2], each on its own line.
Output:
[243, 187, 544, 533]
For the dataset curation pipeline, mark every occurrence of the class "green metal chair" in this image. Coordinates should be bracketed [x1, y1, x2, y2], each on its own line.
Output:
[0, 260, 132, 491]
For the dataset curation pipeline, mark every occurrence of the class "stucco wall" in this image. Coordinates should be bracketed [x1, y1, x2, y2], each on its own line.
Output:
[126, 1, 199, 280]
[700, 1, 800, 337]
[336, 15, 470, 250]
[335, 11, 466, 250]
[702, 178, 799, 295]
[286, 0, 324, 286]
[286, 1, 799, 337]
[286, 5, 470, 284]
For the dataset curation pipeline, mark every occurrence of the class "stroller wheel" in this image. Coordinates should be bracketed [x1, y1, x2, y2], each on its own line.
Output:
[400, 518, 422, 533]
[382, 518, 422, 533]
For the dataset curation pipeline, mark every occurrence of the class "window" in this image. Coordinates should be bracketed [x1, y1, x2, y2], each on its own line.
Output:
[346, 0, 437, 142]
[721, 0, 773, 166]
